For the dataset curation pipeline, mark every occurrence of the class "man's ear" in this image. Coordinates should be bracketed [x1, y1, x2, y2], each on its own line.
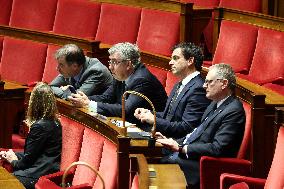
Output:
[187, 57, 194, 66]
[221, 79, 229, 90]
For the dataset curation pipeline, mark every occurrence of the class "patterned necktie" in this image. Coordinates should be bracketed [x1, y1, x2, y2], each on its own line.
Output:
[166, 82, 182, 119]
[183, 103, 217, 144]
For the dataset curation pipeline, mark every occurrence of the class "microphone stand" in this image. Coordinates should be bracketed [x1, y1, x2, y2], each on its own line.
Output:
[122, 90, 156, 147]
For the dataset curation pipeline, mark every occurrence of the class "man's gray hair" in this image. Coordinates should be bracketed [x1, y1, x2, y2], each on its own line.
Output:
[210, 63, 236, 91]
[55, 44, 85, 66]
[108, 42, 141, 67]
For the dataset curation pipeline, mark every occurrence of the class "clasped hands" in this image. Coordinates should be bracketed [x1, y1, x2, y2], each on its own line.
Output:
[67, 91, 90, 108]
[0, 149, 18, 163]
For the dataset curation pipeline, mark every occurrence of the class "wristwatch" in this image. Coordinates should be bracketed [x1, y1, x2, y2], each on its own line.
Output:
[178, 144, 184, 153]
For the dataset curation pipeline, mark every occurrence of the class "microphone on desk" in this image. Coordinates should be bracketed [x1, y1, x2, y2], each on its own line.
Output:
[122, 90, 156, 147]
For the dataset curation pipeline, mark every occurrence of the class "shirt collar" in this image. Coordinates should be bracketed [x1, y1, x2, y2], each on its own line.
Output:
[181, 71, 200, 86]
[216, 95, 231, 108]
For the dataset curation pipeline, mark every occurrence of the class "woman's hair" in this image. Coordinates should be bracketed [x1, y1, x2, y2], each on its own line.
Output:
[26, 82, 58, 125]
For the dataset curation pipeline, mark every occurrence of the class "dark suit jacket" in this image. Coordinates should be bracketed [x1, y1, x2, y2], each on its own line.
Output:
[156, 74, 211, 138]
[12, 119, 62, 179]
[163, 96, 245, 185]
[50, 56, 113, 99]
[89, 63, 167, 124]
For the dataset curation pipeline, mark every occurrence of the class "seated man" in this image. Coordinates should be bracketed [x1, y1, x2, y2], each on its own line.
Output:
[134, 42, 211, 138]
[156, 63, 245, 188]
[50, 44, 113, 99]
[68, 42, 167, 125]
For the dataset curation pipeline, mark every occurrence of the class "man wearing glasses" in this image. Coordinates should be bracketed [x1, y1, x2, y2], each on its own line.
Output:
[68, 42, 167, 125]
[135, 42, 211, 138]
[155, 63, 245, 188]
[50, 44, 113, 99]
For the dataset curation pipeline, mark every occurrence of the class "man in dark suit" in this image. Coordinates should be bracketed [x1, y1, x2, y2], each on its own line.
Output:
[68, 42, 167, 124]
[156, 63, 245, 188]
[50, 44, 113, 99]
[134, 42, 211, 138]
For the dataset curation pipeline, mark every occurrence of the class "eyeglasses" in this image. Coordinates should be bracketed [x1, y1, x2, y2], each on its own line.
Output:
[108, 59, 128, 65]
[204, 78, 223, 85]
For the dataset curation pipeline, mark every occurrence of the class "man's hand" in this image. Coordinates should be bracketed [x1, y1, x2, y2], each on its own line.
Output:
[60, 85, 71, 91]
[134, 108, 154, 124]
[156, 138, 179, 152]
[0, 149, 18, 163]
[68, 91, 90, 108]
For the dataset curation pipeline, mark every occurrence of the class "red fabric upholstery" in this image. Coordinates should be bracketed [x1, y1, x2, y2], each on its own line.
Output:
[59, 115, 85, 171]
[9, 0, 58, 31]
[95, 4, 141, 45]
[239, 28, 284, 85]
[165, 72, 179, 96]
[219, 0, 262, 12]
[146, 65, 167, 88]
[12, 134, 25, 149]
[221, 173, 265, 189]
[0, 37, 3, 61]
[263, 83, 284, 95]
[200, 100, 252, 189]
[213, 21, 258, 74]
[42, 45, 61, 83]
[137, 9, 180, 56]
[0, 0, 13, 25]
[130, 175, 139, 189]
[93, 140, 117, 189]
[221, 126, 284, 189]
[72, 127, 104, 186]
[1, 37, 47, 84]
[53, 0, 101, 38]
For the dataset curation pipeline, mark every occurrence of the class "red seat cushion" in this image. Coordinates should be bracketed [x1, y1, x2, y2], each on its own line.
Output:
[42, 45, 61, 83]
[12, 134, 25, 149]
[213, 21, 258, 74]
[241, 28, 284, 84]
[95, 4, 141, 45]
[1, 37, 47, 84]
[0, 0, 13, 25]
[9, 0, 58, 31]
[53, 0, 101, 38]
[137, 8, 180, 56]
[59, 115, 85, 171]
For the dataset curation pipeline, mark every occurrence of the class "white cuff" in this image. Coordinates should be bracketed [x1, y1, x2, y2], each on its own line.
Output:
[88, 101, 97, 113]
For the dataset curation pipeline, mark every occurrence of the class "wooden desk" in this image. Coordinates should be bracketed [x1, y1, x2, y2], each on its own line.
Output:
[0, 81, 27, 148]
[0, 167, 25, 189]
[148, 164, 187, 189]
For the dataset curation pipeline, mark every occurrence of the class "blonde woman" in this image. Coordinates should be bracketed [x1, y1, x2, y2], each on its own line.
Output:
[0, 82, 62, 189]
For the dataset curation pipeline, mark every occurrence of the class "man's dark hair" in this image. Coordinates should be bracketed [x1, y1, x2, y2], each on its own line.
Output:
[172, 42, 204, 71]
[55, 44, 86, 66]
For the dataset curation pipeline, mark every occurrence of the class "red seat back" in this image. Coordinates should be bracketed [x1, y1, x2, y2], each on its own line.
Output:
[1, 37, 47, 84]
[237, 101, 252, 159]
[213, 21, 258, 74]
[165, 72, 179, 96]
[59, 115, 85, 171]
[137, 8, 180, 56]
[9, 0, 58, 31]
[53, 0, 101, 38]
[95, 4, 141, 45]
[263, 83, 284, 96]
[264, 126, 284, 189]
[42, 45, 61, 83]
[146, 65, 168, 88]
[246, 28, 284, 84]
[0, 0, 13, 25]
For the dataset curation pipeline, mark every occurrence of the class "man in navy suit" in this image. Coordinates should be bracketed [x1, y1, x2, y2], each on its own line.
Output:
[68, 42, 167, 124]
[156, 63, 245, 188]
[134, 42, 211, 138]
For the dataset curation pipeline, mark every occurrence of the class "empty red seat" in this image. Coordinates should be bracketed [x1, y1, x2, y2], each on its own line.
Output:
[219, 0, 262, 12]
[1, 37, 47, 85]
[137, 8, 180, 56]
[42, 45, 61, 83]
[9, 0, 58, 31]
[238, 28, 284, 85]
[95, 3, 141, 45]
[212, 21, 258, 74]
[0, 0, 13, 25]
[53, 0, 101, 38]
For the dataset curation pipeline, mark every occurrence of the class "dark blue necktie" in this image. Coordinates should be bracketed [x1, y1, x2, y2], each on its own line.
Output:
[184, 103, 217, 144]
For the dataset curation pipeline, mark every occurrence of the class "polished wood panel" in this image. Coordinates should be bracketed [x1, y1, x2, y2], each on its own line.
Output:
[0, 81, 27, 148]
[0, 167, 25, 189]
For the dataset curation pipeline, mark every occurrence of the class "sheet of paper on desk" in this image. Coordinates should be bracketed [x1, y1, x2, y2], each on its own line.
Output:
[112, 120, 136, 128]
[127, 127, 141, 133]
